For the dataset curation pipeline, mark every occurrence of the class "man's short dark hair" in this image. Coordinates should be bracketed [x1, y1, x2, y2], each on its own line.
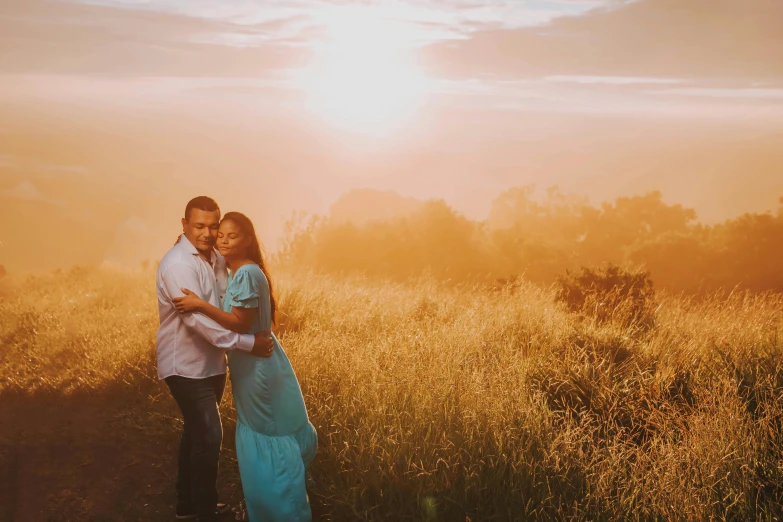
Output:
[184, 196, 220, 221]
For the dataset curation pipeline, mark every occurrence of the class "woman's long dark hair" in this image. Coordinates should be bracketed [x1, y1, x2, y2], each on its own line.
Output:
[222, 212, 277, 325]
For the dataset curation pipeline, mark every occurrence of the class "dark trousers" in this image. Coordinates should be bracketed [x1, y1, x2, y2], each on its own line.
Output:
[165, 374, 226, 522]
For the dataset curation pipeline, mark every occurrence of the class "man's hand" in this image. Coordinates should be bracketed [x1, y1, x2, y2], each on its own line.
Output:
[250, 331, 274, 358]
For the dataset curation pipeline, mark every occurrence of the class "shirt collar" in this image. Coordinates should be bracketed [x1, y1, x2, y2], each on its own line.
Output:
[179, 234, 217, 265]
[179, 234, 198, 255]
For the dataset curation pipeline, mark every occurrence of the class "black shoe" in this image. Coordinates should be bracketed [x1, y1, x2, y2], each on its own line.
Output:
[176, 503, 231, 520]
[175, 506, 196, 521]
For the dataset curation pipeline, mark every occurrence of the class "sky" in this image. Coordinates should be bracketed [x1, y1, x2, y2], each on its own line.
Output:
[1, 0, 782, 271]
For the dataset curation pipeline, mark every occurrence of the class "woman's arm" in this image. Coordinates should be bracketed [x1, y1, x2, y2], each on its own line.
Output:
[173, 288, 256, 334]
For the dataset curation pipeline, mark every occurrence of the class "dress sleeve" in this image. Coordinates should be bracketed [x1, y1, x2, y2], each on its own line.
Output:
[227, 269, 260, 309]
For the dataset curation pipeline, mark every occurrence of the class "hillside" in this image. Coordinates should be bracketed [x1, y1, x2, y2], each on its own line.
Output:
[2, 268, 782, 520]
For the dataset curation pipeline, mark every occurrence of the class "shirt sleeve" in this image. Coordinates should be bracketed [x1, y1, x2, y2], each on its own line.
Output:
[226, 269, 260, 309]
[160, 262, 254, 352]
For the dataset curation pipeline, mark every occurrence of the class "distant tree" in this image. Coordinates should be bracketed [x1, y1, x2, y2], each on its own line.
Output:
[489, 184, 589, 242]
[627, 227, 716, 294]
[713, 212, 783, 292]
[277, 211, 324, 266]
[489, 184, 538, 230]
[580, 191, 697, 265]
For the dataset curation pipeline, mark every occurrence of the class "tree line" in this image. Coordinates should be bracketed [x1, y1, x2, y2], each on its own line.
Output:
[278, 187, 783, 294]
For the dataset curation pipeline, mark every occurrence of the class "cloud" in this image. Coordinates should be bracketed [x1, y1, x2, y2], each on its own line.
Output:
[0, 0, 310, 76]
[0, 0, 624, 79]
[3, 0, 782, 117]
[650, 88, 783, 100]
[421, 0, 783, 82]
[79, 0, 606, 31]
[545, 75, 685, 85]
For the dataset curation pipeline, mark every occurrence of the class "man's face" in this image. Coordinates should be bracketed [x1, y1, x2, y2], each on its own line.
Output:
[182, 208, 220, 253]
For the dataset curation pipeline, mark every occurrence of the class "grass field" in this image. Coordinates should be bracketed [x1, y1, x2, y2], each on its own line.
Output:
[2, 266, 783, 521]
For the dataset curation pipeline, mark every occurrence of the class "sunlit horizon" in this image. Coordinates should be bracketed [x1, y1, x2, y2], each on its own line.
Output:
[1, 0, 783, 272]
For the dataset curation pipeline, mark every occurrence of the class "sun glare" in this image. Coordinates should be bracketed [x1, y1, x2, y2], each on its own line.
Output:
[295, 6, 430, 137]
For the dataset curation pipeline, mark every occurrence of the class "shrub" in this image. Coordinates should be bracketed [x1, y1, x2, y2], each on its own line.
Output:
[556, 264, 656, 329]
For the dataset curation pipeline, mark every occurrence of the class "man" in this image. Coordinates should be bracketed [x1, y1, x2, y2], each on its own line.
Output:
[156, 196, 274, 522]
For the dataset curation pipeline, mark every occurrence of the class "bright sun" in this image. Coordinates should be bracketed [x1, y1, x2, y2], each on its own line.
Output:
[295, 6, 430, 137]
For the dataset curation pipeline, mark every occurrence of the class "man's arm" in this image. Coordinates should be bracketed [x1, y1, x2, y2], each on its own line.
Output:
[160, 263, 273, 355]
[174, 289, 255, 333]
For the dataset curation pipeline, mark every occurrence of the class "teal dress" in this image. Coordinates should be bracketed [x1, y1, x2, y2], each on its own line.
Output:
[225, 264, 317, 522]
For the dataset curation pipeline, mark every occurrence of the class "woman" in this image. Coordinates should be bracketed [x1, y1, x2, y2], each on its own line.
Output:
[173, 212, 317, 522]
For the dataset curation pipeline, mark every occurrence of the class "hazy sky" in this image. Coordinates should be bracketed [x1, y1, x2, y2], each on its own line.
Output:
[1, 0, 782, 270]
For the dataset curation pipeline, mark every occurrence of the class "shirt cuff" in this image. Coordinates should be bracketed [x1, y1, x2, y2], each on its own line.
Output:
[237, 333, 255, 353]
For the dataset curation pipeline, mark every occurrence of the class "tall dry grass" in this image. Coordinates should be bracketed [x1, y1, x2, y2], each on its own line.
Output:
[2, 266, 783, 520]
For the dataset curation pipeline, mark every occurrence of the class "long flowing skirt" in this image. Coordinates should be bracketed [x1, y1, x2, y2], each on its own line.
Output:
[236, 420, 318, 522]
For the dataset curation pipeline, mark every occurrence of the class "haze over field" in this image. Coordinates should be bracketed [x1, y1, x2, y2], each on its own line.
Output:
[1, 0, 782, 272]
[4, 3, 783, 520]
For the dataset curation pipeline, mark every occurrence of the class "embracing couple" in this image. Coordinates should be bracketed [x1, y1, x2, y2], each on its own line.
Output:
[155, 196, 317, 522]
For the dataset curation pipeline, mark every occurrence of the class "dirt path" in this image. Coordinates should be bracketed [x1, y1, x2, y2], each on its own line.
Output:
[0, 382, 325, 521]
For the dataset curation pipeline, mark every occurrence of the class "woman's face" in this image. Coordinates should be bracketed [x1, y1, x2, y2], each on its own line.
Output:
[216, 219, 251, 258]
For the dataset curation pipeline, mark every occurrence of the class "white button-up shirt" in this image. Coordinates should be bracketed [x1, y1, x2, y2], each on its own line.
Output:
[156, 234, 254, 380]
